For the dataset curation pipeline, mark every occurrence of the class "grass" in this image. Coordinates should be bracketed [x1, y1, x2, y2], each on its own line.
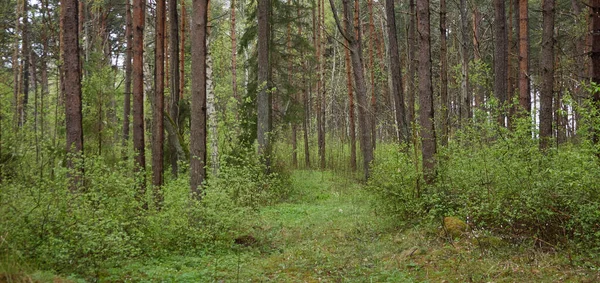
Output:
[4, 170, 599, 282]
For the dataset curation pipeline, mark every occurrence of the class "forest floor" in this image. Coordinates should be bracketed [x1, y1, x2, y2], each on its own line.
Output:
[9, 171, 599, 282]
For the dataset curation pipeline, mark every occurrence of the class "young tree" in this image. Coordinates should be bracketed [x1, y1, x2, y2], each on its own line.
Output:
[385, 0, 408, 143]
[590, 0, 600, 149]
[123, 0, 133, 153]
[344, 25, 357, 171]
[439, 0, 448, 145]
[459, 0, 470, 123]
[539, 0, 555, 150]
[152, 0, 166, 204]
[190, 0, 209, 199]
[417, 0, 436, 184]
[168, 0, 181, 175]
[62, 0, 84, 190]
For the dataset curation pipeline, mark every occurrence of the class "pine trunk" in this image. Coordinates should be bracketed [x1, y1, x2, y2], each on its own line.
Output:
[539, 0, 554, 150]
[133, 0, 147, 201]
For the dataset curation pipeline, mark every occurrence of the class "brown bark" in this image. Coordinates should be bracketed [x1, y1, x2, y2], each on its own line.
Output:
[180, 0, 186, 101]
[317, 0, 326, 170]
[459, 0, 470, 122]
[417, 0, 436, 185]
[518, 0, 530, 113]
[344, 18, 357, 171]
[385, 0, 408, 143]
[152, 0, 166, 205]
[123, 0, 133, 153]
[133, 0, 147, 200]
[20, 0, 29, 127]
[12, 0, 21, 130]
[231, 0, 239, 106]
[257, 0, 271, 169]
[168, 0, 181, 175]
[539, 0, 554, 150]
[62, 0, 84, 190]
[190, 0, 209, 199]
[368, 0, 376, 149]
[407, 0, 416, 137]
[591, 1, 600, 150]
[494, 0, 508, 122]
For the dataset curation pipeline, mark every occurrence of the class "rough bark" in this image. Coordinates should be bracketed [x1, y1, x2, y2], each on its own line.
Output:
[62, 0, 84, 190]
[207, 48, 219, 175]
[407, 0, 416, 139]
[385, 0, 408, 143]
[344, 29, 357, 171]
[459, 0, 470, 122]
[539, 0, 554, 150]
[190, 0, 209, 199]
[494, 0, 508, 119]
[133, 0, 147, 199]
[518, 0, 530, 113]
[368, 0, 376, 149]
[439, 0, 448, 146]
[417, 0, 436, 185]
[231, 0, 239, 106]
[590, 1, 600, 150]
[257, 0, 271, 168]
[123, 0, 133, 154]
[168, 0, 181, 175]
[152, 0, 166, 206]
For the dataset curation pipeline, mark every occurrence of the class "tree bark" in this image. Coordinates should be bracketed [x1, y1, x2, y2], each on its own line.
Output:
[494, 0, 508, 121]
[123, 0, 133, 155]
[152, 0, 166, 206]
[385, 0, 408, 143]
[190, 0, 209, 199]
[257, 0, 271, 169]
[459, 0, 470, 123]
[439, 0, 448, 146]
[168, 0, 181, 175]
[590, 0, 600, 150]
[417, 0, 436, 185]
[518, 0, 530, 114]
[539, 0, 554, 150]
[62, 0, 84, 190]
[133, 0, 147, 201]
[344, 29, 357, 171]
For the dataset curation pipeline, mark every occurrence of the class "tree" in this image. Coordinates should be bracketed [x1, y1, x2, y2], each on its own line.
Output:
[518, 0, 530, 113]
[168, 0, 181, 175]
[539, 0, 554, 150]
[590, 0, 600, 150]
[417, 0, 436, 185]
[62, 0, 84, 190]
[385, 0, 408, 143]
[329, 0, 373, 179]
[459, 0, 470, 123]
[152, 0, 166, 205]
[344, 24, 357, 171]
[190, 0, 209, 199]
[257, 0, 271, 168]
[494, 0, 508, 122]
[439, 0, 448, 145]
[123, 0, 133, 154]
[133, 0, 147, 199]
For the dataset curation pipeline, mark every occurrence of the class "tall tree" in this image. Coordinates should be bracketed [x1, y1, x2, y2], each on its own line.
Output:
[439, 0, 448, 145]
[153, 0, 166, 204]
[494, 0, 508, 122]
[417, 0, 436, 184]
[123, 0, 133, 154]
[385, 0, 408, 143]
[539, 0, 555, 149]
[459, 0, 470, 122]
[168, 0, 181, 175]
[133, 0, 147, 198]
[190, 0, 209, 199]
[329, 0, 373, 179]
[231, 0, 239, 105]
[257, 0, 271, 168]
[590, 0, 600, 150]
[518, 0, 530, 113]
[407, 0, 416, 131]
[317, 0, 326, 170]
[19, 0, 29, 127]
[368, 0, 376, 148]
[61, 0, 84, 190]
[344, 24, 357, 171]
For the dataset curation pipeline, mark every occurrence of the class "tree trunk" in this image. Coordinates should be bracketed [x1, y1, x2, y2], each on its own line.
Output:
[257, 0, 271, 169]
[207, 48, 219, 175]
[133, 0, 147, 201]
[518, 0, 530, 114]
[344, 30, 357, 171]
[168, 0, 181, 175]
[459, 0, 470, 123]
[12, 0, 21, 130]
[123, 0, 132, 154]
[20, 0, 29, 127]
[180, 0, 186, 102]
[152, 0, 166, 206]
[494, 0, 508, 122]
[417, 0, 436, 185]
[62, 0, 84, 190]
[407, 0, 416, 143]
[539, 0, 554, 150]
[385, 0, 408, 143]
[368, 0, 376, 149]
[439, 0, 448, 146]
[190, 0, 209, 199]
[316, 0, 326, 170]
[590, 0, 600, 150]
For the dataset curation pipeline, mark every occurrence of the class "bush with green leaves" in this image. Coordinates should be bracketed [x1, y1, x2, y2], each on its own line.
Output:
[369, 115, 600, 252]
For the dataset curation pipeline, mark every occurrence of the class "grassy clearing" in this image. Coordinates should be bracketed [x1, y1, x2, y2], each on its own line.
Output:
[5, 170, 599, 282]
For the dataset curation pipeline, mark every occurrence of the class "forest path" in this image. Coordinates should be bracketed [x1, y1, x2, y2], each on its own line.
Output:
[107, 170, 414, 282]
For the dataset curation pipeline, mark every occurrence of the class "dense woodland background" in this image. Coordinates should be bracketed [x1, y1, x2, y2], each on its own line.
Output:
[2, 0, 600, 279]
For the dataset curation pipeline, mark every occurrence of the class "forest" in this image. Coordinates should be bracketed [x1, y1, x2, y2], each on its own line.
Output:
[1, 0, 600, 280]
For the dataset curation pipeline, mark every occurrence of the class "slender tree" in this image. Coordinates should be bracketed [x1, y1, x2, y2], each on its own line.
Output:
[344, 25, 357, 171]
[439, 0, 448, 146]
[518, 0, 530, 113]
[590, 0, 600, 150]
[123, 0, 133, 154]
[385, 0, 408, 143]
[152, 0, 166, 205]
[133, 0, 147, 199]
[190, 0, 209, 199]
[539, 0, 555, 149]
[459, 0, 470, 122]
[61, 0, 84, 190]
[168, 0, 181, 175]
[494, 0, 508, 123]
[417, 0, 436, 185]
[257, 0, 271, 168]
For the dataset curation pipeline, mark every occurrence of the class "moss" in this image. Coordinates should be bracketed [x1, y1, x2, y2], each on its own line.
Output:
[443, 216, 469, 238]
